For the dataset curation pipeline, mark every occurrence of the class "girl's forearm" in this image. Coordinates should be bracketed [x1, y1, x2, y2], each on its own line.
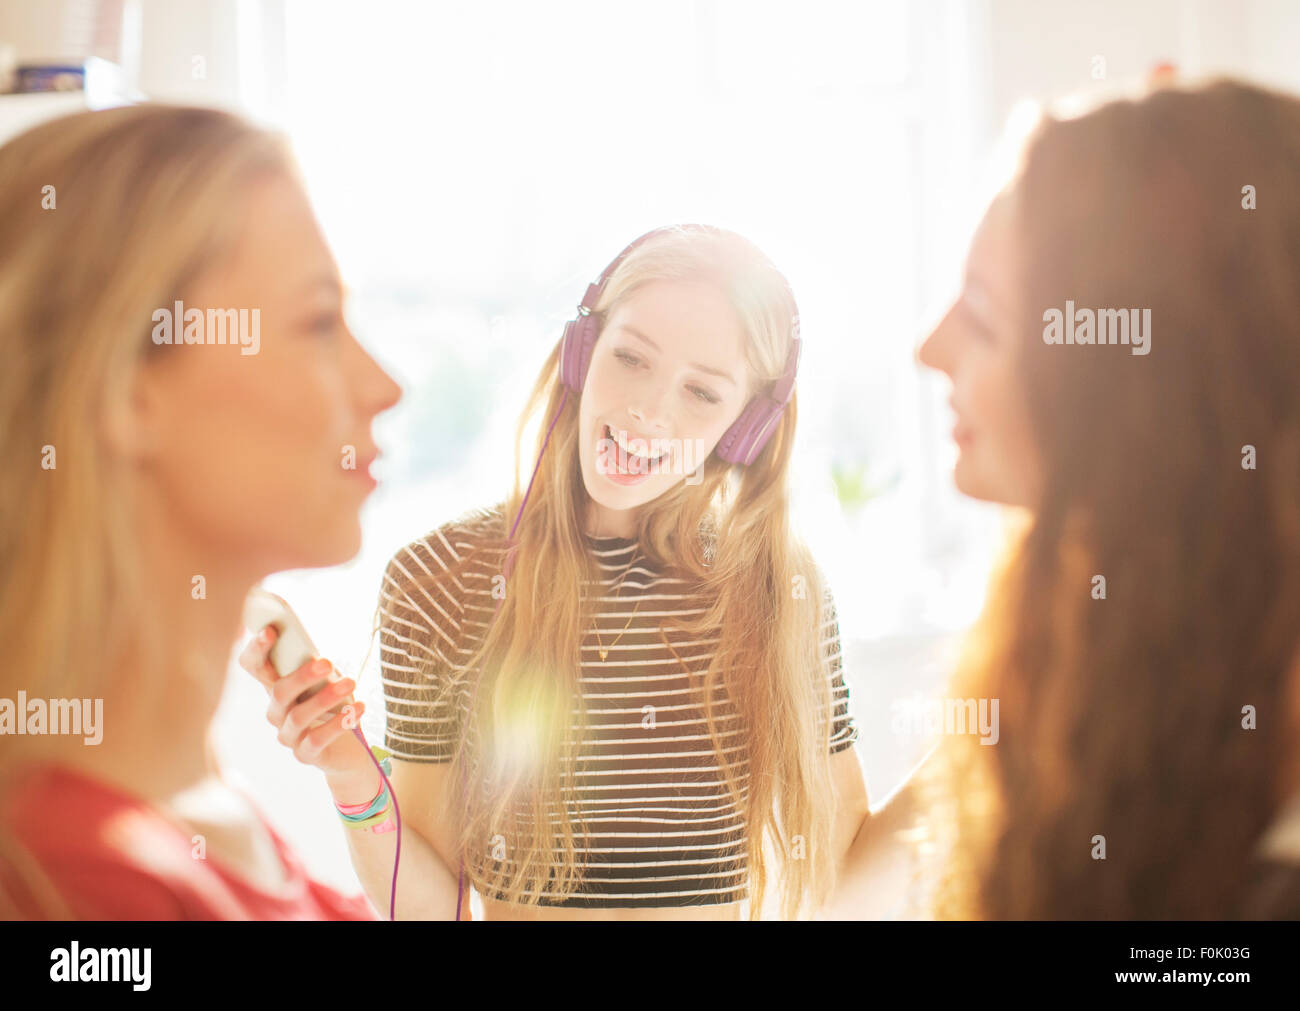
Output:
[826, 780, 923, 919]
[326, 767, 467, 920]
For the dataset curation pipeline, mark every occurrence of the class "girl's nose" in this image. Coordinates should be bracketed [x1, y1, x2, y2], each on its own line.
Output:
[349, 333, 403, 416]
[628, 396, 668, 433]
[917, 304, 957, 376]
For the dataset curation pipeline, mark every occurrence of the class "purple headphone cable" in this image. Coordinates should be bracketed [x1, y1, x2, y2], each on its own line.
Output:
[453, 387, 571, 920]
[345, 386, 554, 922]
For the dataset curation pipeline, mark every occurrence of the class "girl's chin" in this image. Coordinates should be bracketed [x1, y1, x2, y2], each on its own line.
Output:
[952, 455, 1019, 506]
[585, 472, 643, 502]
[303, 517, 364, 568]
[952, 453, 988, 500]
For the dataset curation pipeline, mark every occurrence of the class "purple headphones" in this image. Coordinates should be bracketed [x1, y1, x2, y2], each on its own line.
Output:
[557, 223, 801, 467]
[453, 224, 801, 919]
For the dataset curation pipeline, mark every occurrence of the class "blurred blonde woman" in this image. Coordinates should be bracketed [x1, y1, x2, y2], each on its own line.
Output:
[242, 224, 869, 920]
[0, 103, 401, 919]
[907, 77, 1300, 919]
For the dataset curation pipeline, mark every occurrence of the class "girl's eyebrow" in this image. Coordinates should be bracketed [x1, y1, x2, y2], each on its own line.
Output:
[618, 324, 737, 385]
[962, 269, 1010, 322]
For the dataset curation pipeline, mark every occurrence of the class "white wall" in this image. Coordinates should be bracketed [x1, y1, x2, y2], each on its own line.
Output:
[983, 0, 1300, 141]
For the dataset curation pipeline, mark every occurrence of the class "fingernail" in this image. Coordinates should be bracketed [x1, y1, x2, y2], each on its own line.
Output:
[313, 658, 330, 674]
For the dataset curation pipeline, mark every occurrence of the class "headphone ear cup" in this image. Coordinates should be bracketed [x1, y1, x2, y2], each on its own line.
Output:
[560, 313, 600, 393]
[718, 334, 799, 465]
[716, 397, 783, 466]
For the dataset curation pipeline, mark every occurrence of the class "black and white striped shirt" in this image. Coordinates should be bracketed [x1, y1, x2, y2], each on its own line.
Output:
[379, 505, 858, 907]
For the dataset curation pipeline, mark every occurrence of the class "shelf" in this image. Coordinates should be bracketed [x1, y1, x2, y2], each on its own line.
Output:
[0, 90, 125, 145]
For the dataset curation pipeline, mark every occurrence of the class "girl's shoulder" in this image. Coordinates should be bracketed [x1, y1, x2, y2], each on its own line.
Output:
[439, 500, 509, 553]
[1, 762, 193, 918]
[380, 502, 510, 617]
[1, 763, 377, 921]
[453, 500, 510, 550]
[385, 502, 509, 581]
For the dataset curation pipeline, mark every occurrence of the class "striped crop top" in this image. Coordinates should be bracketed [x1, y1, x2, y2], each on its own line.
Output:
[378, 504, 858, 908]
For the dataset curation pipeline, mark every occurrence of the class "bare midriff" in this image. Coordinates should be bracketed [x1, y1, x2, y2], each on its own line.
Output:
[481, 896, 743, 921]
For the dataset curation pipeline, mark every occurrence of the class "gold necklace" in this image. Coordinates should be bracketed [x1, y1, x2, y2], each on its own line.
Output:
[589, 526, 642, 662]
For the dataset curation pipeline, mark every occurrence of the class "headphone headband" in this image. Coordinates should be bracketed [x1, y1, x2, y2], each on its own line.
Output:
[576, 225, 693, 315]
[559, 223, 800, 466]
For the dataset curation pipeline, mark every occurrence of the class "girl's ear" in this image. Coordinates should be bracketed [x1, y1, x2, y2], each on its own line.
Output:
[101, 365, 165, 462]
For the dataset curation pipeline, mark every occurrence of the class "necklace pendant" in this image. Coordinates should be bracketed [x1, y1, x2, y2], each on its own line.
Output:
[599, 648, 609, 661]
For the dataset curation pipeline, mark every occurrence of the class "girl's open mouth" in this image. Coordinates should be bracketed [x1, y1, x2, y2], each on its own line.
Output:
[599, 423, 668, 479]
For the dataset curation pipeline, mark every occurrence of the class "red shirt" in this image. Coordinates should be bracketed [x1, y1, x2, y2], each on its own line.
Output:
[1, 763, 379, 920]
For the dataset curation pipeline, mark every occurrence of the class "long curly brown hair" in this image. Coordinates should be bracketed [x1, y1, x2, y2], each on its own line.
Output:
[926, 78, 1300, 919]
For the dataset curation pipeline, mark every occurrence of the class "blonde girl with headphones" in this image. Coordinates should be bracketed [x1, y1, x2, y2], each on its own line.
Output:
[244, 224, 871, 920]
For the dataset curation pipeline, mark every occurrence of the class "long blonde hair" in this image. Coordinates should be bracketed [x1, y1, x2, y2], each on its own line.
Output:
[0, 104, 296, 918]
[379, 225, 847, 919]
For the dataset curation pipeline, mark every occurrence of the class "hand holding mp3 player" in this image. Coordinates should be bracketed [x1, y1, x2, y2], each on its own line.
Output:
[241, 588, 403, 922]
[241, 588, 356, 732]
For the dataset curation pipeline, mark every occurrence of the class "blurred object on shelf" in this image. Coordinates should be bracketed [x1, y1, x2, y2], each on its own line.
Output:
[14, 56, 126, 97]
[16, 64, 89, 92]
